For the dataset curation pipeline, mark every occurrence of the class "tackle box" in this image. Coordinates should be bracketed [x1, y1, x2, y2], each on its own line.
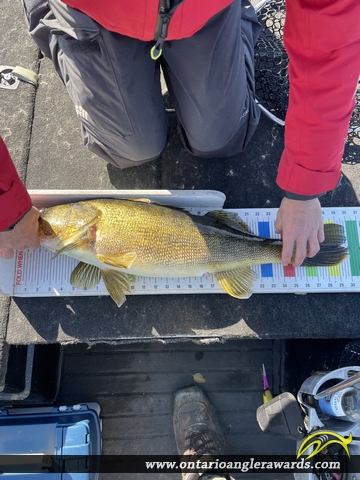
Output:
[0, 403, 101, 478]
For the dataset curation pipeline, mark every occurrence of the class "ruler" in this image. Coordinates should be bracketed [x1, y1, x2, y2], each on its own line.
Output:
[0, 195, 359, 299]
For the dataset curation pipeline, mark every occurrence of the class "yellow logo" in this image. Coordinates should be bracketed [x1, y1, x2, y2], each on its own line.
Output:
[297, 431, 352, 460]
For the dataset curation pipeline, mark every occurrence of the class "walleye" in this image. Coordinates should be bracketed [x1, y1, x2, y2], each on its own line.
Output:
[38, 198, 348, 307]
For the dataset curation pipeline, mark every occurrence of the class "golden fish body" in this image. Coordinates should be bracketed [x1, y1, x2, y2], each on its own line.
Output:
[38, 198, 347, 306]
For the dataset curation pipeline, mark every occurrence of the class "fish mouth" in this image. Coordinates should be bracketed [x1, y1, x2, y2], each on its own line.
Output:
[38, 216, 57, 239]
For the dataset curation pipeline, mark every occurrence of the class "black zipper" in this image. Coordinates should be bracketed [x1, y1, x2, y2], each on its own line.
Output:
[151, 0, 186, 60]
[154, 0, 170, 39]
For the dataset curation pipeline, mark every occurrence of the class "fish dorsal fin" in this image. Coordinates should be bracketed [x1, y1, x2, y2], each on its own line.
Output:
[101, 270, 131, 307]
[124, 197, 152, 203]
[215, 267, 258, 299]
[124, 197, 185, 213]
[70, 262, 102, 289]
[205, 210, 256, 235]
[96, 252, 137, 269]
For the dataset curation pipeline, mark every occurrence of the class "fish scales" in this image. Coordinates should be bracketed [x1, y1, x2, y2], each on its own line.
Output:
[38, 198, 348, 307]
[91, 200, 282, 274]
[95, 201, 214, 270]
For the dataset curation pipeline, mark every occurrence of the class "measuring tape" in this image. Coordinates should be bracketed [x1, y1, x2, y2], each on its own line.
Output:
[1, 207, 359, 299]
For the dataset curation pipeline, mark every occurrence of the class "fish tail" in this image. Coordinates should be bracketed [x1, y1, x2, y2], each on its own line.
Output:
[321, 223, 347, 246]
[301, 223, 348, 267]
[301, 245, 348, 267]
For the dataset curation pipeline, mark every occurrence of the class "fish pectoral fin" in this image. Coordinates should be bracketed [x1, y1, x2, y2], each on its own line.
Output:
[52, 237, 92, 259]
[215, 267, 258, 299]
[96, 252, 137, 269]
[70, 262, 102, 289]
[51, 213, 99, 259]
[101, 270, 131, 307]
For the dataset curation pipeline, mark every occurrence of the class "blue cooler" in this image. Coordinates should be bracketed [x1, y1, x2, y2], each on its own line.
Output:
[0, 403, 101, 479]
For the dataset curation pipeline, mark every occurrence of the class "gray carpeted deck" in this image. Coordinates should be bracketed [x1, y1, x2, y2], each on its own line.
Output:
[57, 339, 295, 479]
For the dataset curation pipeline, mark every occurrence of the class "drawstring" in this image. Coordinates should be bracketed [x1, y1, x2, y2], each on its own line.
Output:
[150, 13, 171, 60]
[150, 0, 185, 60]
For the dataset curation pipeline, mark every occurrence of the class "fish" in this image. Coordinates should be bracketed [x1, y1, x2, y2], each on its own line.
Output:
[37, 198, 348, 307]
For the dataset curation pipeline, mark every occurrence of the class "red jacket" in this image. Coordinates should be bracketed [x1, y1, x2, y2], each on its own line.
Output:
[62, 0, 234, 42]
[277, 0, 360, 196]
[1, 0, 359, 228]
[0, 138, 32, 231]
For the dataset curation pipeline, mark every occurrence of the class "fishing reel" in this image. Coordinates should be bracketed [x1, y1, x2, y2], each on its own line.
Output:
[257, 367, 360, 479]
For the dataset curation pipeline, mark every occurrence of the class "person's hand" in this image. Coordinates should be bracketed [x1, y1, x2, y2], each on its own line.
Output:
[0, 206, 40, 259]
[275, 197, 324, 267]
